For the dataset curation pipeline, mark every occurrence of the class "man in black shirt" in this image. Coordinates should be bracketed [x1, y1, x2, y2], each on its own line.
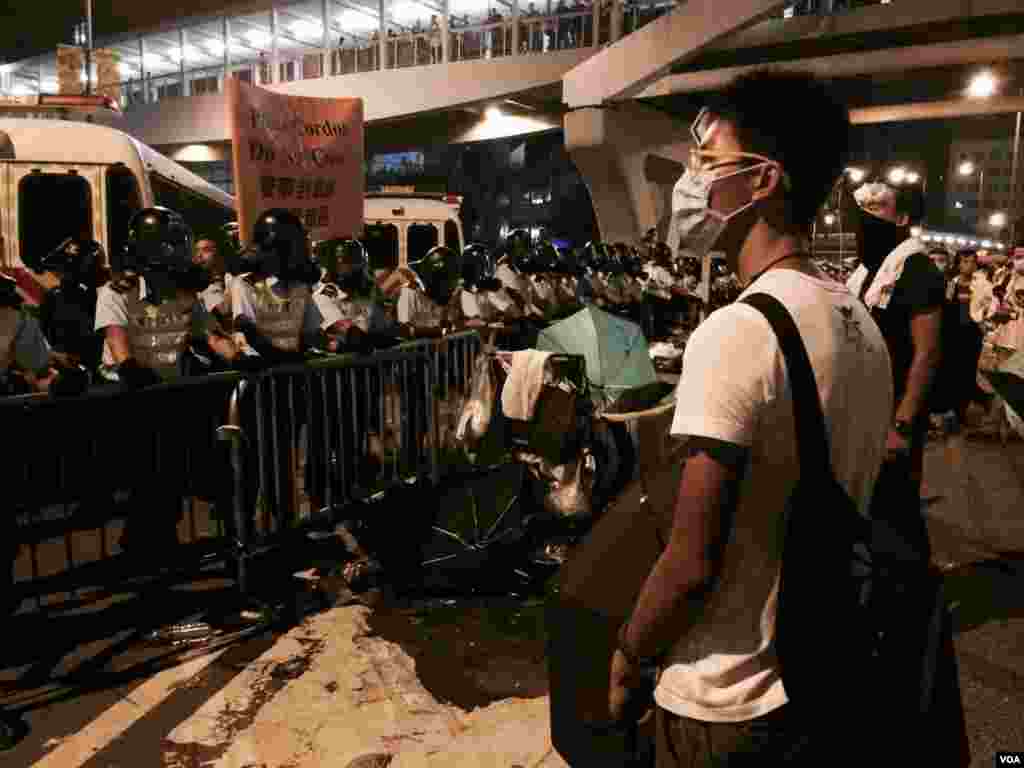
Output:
[845, 177, 943, 552]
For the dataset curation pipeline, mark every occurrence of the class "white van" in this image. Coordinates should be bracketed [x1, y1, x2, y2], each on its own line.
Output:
[363, 191, 464, 272]
[0, 117, 235, 273]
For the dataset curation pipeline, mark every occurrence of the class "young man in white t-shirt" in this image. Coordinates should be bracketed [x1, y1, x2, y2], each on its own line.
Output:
[610, 70, 894, 765]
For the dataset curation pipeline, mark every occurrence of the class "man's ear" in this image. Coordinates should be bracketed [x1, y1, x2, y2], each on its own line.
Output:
[751, 164, 783, 202]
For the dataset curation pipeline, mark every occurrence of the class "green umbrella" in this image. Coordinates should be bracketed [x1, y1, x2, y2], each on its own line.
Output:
[983, 349, 1024, 438]
[537, 306, 657, 408]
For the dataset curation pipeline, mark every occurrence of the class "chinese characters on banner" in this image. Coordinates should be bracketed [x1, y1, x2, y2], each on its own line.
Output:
[226, 78, 364, 246]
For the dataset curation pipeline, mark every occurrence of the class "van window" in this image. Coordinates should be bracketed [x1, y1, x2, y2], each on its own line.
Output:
[363, 223, 399, 269]
[19, 172, 93, 270]
[107, 166, 143, 270]
[444, 220, 460, 251]
[150, 172, 234, 241]
[408, 223, 439, 263]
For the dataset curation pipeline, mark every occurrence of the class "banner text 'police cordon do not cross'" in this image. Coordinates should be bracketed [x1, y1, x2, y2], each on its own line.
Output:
[227, 78, 364, 246]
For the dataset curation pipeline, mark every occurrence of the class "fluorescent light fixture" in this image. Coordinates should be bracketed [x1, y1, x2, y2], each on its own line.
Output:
[247, 29, 271, 46]
[290, 19, 324, 38]
[337, 10, 378, 31]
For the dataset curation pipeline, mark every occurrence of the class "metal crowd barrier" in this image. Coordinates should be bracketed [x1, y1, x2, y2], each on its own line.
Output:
[2, 334, 484, 611]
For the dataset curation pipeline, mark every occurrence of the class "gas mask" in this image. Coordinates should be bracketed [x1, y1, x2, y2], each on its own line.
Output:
[669, 161, 778, 263]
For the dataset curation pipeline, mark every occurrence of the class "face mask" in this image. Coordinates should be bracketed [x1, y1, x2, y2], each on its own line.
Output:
[1015, 259, 1024, 274]
[669, 163, 771, 263]
[856, 209, 908, 270]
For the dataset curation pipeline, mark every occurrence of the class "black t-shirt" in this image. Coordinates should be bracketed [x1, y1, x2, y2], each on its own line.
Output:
[858, 250, 945, 408]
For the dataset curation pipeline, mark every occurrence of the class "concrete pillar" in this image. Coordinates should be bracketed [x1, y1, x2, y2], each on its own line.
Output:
[378, 0, 388, 69]
[441, 0, 450, 62]
[321, 0, 331, 77]
[179, 28, 189, 96]
[564, 103, 689, 243]
[138, 37, 147, 104]
[270, 7, 279, 83]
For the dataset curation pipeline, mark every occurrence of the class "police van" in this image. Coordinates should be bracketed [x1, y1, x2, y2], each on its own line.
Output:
[363, 187, 464, 272]
[0, 97, 235, 279]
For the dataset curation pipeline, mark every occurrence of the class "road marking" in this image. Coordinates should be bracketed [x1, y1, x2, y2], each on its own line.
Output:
[31, 647, 228, 768]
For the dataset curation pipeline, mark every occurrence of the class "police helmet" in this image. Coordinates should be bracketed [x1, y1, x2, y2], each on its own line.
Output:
[530, 241, 559, 273]
[40, 237, 104, 283]
[124, 207, 193, 274]
[461, 243, 496, 289]
[221, 222, 243, 275]
[318, 238, 369, 290]
[251, 208, 315, 282]
[504, 229, 533, 270]
[410, 245, 462, 305]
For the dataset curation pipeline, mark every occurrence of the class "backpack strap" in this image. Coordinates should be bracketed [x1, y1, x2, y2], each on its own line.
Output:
[741, 293, 832, 480]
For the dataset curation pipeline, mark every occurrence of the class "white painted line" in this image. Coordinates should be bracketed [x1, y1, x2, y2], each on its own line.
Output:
[31, 647, 229, 768]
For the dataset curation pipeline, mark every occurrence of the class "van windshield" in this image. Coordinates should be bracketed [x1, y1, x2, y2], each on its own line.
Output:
[19, 172, 93, 270]
[408, 223, 439, 263]
[363, 223, 399, 270]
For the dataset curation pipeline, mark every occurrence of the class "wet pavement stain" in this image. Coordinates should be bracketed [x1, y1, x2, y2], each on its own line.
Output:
[161, 631, 327, 767]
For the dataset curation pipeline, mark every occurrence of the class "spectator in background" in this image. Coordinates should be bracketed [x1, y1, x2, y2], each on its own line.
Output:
[945, 248, 992, 430]
[846, 176, 942, 552]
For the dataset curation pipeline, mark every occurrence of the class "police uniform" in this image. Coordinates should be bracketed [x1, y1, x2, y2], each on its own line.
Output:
[397, 279, 446, 329]
[94, 274, 196, 382]
[229, 273, 311, 360]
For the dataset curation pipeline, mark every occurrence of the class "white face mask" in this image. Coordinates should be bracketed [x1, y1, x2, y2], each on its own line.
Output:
[668, 163, 773, 263]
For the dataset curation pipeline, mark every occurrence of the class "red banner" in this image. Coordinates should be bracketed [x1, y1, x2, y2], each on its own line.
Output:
[226, 78, 364, 246]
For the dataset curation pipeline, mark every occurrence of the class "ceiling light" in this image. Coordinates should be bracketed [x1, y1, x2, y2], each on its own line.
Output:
[290, 20, 324, 38]
[958, 160, 975, 176]
[206, 39, 225, 56]
[337, 10, 378, 31]
[846, 167, 865, 183]
[10, 84, 34, 96]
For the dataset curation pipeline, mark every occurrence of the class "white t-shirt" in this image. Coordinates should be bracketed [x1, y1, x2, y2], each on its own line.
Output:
[655, 267, 893, 724]
[95, 277, 147, 368]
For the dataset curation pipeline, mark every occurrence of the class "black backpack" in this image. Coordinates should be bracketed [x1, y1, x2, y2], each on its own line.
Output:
[742, 293, 938, 713]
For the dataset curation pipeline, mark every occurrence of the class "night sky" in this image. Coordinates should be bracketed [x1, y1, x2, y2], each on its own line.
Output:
[1, 1, 235, 62]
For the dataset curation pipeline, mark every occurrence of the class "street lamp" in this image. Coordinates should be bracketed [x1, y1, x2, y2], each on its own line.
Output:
[958, 156, 985, 220]
[967, 70, 998, 100]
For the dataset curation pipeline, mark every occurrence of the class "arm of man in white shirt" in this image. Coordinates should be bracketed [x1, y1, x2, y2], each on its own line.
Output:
[612, 306, 771, 708]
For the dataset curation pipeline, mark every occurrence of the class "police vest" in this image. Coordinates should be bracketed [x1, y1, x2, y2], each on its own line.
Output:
[120, 285, 196, 377]
[242, 275, 310, 353]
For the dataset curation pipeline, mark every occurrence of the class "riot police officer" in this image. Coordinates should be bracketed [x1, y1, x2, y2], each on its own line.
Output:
[398, 245, 461, 338]
[495, 229, 534, 317]
[306, 238, 396, 354]
[228, 209, 317, 365]
[95, 207, 221, 387]
[527, 241, 560, 322]
[37, 237, 104, 377]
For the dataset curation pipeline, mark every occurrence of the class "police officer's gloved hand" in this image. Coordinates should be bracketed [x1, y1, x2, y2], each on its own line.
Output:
[118, 358, 162, 390]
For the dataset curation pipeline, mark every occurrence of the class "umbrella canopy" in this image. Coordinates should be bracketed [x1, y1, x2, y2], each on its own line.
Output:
[983, 349, 1024, 438]
[537, 306, 657, 407]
